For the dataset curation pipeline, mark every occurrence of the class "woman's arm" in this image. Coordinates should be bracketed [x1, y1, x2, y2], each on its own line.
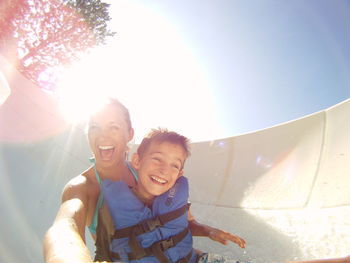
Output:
[43, 177, 93, 263]
[187, 210, 246, 248]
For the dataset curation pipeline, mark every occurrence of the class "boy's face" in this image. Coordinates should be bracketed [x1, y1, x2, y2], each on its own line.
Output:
[132, 141, 187, 202]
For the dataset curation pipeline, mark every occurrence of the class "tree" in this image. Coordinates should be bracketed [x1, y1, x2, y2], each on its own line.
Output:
[0, 0, 115, 91]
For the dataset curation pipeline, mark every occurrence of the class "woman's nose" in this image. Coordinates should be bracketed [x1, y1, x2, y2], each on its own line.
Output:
[100, 127, 110, 137]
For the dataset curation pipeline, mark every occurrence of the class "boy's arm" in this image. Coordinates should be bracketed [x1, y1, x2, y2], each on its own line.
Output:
[285, 256, 350, 263]
[43, 179, 93, 263]
[187, 210, 246, 248]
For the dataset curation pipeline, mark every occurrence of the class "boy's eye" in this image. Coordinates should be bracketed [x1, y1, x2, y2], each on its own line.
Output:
[172, 164, 181, 170]
[110, 125, 119, 131]
[152, 157, 161, 162]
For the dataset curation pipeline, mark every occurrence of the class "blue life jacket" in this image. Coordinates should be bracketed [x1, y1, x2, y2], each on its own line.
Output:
[101, 176, 197, 263]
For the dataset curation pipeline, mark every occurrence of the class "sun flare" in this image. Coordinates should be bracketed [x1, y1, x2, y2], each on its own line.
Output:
[55, 0, 221, 142]
[0, 70, 10, 105]
[55, 56, 113, 125]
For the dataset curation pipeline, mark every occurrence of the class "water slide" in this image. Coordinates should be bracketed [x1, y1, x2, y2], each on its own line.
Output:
[0, 55, 349, 263]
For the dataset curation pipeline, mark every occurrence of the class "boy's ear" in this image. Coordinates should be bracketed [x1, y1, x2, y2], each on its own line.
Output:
[128, 127, 135, 142]
[131, 153, 141, 169]
[178, 169, 184, 178]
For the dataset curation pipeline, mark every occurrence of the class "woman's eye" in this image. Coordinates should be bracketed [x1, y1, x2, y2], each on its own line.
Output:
[89, 125, 99, 132]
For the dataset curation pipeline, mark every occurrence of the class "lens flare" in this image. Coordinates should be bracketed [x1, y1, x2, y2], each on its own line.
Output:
[0, 71, 10, 105]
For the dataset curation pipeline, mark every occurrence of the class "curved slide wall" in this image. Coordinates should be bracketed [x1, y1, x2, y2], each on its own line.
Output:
[185, 99, 350, 262]
[0, 56, 349, 262]
[187, 98, 349, 209]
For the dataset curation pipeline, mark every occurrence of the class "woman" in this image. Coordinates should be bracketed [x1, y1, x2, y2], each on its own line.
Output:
[43, 98, 246, 263]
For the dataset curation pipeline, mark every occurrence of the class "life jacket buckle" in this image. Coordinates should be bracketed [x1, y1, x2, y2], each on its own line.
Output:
[141, 216, 162, 232]
[159, 237, 174, 251]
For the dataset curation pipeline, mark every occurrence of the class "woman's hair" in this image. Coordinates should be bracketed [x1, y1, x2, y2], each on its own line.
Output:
[87, 97, 132, 130]
[137, 128, 191, 160]
[107, 97, 132, 130]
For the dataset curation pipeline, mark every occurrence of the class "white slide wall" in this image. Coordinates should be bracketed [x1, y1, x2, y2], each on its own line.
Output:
[185, 99, 350, 262]
[187, 98, 350, 209]
[0, 56, 349, 262]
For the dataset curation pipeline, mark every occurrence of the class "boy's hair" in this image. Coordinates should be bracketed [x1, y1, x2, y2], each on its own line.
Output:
[137, 128, 191, 163]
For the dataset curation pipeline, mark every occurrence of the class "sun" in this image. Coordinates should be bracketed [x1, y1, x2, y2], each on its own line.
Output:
[55, 0, 221, 142]
[55, 52, 112, 125]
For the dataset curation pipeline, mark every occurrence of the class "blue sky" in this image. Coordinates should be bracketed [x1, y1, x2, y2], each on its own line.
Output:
[182, 0, 350, 133]
[64, 0, 350, 142]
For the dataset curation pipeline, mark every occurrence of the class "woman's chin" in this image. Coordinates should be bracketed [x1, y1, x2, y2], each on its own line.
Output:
[96, 157, 117, 167]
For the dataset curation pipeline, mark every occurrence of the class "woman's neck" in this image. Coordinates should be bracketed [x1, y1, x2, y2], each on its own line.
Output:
[95, 160, 130, 181]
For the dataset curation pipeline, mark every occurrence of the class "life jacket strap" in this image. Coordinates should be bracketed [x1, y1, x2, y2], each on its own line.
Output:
[176, 249, 195, 263]
[113, 203, 190, 239]
[111, 228, 190, 262]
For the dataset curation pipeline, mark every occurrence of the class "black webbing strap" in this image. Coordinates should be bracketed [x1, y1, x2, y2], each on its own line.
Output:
[176, 249, 194, 263]
[113, 203, 190, 239]
[111, 228, 190, 262]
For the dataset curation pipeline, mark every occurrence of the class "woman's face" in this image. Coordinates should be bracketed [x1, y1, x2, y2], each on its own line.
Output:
[88, 104, 133, 168]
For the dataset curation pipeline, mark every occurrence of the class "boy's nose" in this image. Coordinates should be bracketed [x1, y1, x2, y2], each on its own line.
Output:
[159, 163, 170, 175]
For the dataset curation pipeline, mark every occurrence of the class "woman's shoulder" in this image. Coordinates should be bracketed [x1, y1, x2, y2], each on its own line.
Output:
[62, 167, 97, 199]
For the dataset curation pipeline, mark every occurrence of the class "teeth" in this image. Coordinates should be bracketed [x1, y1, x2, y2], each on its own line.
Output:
[151, 176, 167, 184]
[99, 145, 114, 150]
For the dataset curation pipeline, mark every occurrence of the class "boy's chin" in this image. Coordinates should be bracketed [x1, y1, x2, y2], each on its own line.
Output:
[149, 186, 172, 197]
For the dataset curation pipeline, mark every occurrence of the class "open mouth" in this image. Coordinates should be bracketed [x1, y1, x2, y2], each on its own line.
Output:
[98, 145, 115, 160]
[150, 175, 167, 185]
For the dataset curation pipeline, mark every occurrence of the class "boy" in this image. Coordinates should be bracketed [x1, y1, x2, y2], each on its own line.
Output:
[101, 128, 246, 263]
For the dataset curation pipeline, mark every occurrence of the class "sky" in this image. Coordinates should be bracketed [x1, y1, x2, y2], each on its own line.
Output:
[57, 0, 350, 143]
